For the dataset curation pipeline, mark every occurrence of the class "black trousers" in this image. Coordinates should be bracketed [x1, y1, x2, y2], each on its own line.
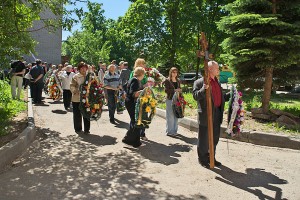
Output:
[30, 81, 43, 103]
[23, 78, 29, 89]
[72, 102, 90, 132]
[122, 100, 141, 146]
[107, 90, 116, 120]
[197, 107, 222, 163]
[63, 89, 72, 109]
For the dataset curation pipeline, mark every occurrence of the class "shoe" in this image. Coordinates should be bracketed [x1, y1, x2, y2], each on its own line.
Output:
[122, 139, 133, 146]
[75, 130, 82, 134]
[208, 155, 222, 167]
[141, 136, 148, 140]
[132, 142, 142, 148]
[110, 119, 116, 124]
[84, 131, 90, 134]
[166, 133, 176, 137]
[215, 160, 222, 167]
[200, 161, 210, 169]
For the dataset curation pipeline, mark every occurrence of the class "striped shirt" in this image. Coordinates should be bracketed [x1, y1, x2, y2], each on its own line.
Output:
[104, 72, 121, 89]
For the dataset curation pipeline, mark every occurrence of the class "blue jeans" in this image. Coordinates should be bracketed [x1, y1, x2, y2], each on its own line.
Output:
[166, 99, 178, 134]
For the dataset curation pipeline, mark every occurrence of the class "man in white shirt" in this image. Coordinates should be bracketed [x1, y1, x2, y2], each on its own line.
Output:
[59, 65, 75, 110]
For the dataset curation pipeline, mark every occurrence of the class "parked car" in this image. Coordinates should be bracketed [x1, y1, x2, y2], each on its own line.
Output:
[179, 73, 202, 85]
[291, 84, 300, 93]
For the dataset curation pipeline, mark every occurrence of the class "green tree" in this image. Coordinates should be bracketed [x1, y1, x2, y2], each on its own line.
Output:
[218, 0, 300, 113]
[195, 0, 233, 60]
[105, 18, 136, 67]
[121, 0, 200, 72]
[0, 0, 87, 68]
[62, 2, 112, 65]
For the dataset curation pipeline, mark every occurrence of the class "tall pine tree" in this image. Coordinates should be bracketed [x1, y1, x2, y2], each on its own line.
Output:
[218, 0, 300, 113]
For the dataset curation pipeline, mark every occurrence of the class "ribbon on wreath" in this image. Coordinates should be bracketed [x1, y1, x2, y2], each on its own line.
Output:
[48, 73, 62, 100]
[135, 87, 157, 128]
[226, 85, 245, 137]
[79, 72, 105, 121]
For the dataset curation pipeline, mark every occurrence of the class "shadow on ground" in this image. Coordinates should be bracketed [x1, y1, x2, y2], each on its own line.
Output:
[114, 118, 129, 129]
[169, 134, 198, 145]
[0, 126, 206, 199]
[51, 109, 68, 114]
[212, 165, 288, 200]
[48, 101, 63, 104]
[78, 133, 117, 146]
[133, 139, 192, 166]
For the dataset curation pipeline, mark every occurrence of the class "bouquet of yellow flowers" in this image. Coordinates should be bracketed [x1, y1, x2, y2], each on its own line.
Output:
[135, 87, 157, 128]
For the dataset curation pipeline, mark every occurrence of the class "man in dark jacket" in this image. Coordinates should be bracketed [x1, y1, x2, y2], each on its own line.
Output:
[29, 59, 44, 104]
[119, 62, 131, 85]
[192, 61, 230, 168]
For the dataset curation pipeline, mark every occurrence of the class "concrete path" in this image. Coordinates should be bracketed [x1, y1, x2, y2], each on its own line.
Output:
[0, 95, 299, 200]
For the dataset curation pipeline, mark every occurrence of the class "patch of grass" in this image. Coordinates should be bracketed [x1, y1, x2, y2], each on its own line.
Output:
[0, 80, 26, 136]
[241, 91, 300, 116]
[152, 86, 300, 133]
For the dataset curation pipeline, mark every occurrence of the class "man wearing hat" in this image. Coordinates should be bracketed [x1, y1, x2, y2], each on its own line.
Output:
[59, 65, 75, 110]
[104, 64, 122, 124]
[119, 62, 131, 85]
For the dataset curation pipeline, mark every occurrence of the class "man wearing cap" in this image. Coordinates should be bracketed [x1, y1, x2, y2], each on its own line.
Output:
[59, 65, 75, 110]
[119, 62, 131, 85]
[98, 62, 108, 105]
[104, 64, 122, 124]
[118, 61, 124, 74]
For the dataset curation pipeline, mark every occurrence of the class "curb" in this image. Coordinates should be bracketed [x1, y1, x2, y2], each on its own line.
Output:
[0, 88, 36, 170]
[156, 108, 300, 150]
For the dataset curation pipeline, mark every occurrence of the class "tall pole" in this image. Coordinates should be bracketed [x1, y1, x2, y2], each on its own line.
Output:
[200, 32, 215, 168]
[196, 27, 200, 80]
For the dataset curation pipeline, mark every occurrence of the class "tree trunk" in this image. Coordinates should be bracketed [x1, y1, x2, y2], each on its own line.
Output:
[169, 49, 176, 67]
[261, 0, 277, 113]
[262, 67, 274, 113]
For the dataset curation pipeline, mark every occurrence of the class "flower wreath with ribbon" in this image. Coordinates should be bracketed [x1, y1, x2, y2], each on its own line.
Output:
[135, 87, 157, 128]
[79, 72, 105, 121]
[144, 67, 165, 84]
[116, 90, 126, 112]
[172, 91, 187, 118]
[226, 85, 245, 136]
[48, 74, 63, 100]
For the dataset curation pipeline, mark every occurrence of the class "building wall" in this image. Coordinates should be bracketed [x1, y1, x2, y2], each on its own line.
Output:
[24, 8, 62, 65]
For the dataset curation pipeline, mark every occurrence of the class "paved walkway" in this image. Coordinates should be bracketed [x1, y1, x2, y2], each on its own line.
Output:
[0, 95, 299, 199]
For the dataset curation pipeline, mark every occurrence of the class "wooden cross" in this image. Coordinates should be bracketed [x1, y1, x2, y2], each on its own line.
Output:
[198, 32, 215, 168]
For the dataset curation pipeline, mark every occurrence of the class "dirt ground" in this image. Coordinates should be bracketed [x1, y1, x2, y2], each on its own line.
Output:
[0, 95, 299, 199]
[0, 111, 27, 148]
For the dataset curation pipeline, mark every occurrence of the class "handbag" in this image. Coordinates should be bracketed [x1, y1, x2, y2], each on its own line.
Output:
[24, 72, 32, 79]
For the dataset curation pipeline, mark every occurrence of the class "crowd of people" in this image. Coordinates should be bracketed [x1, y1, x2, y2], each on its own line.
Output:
[7, 57, 229, 169]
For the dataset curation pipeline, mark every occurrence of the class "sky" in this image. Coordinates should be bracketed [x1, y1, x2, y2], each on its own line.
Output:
[62, 0, 132, 41]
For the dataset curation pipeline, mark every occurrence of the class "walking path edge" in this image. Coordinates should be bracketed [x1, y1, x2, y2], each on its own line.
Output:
[156, 108, 300, 150]
[0, 88, 36, 171]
